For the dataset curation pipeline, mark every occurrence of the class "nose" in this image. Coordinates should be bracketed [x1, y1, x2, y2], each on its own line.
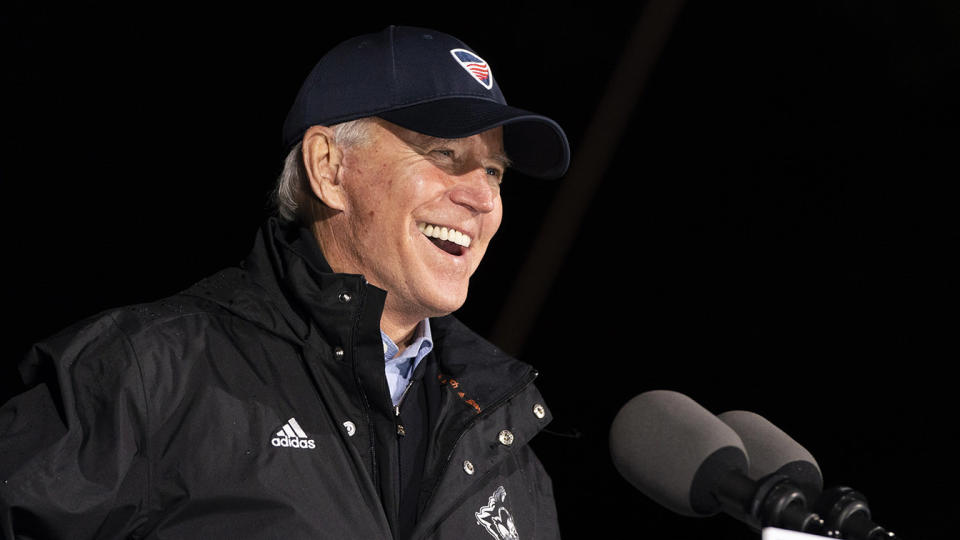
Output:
[448, 168, 498, 214]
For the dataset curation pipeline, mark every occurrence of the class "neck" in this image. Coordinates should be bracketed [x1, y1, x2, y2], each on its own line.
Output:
[381, 312, 421, 355]
[310, 219, 428, 355]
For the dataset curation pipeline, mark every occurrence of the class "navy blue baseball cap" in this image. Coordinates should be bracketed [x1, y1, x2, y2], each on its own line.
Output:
[282, 26, 570, 179]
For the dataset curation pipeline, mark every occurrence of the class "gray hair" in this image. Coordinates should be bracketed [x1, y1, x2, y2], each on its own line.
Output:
[272, 118, 374, 222]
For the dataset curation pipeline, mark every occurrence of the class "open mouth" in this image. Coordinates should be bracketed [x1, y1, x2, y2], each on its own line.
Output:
[418, 222, 470, 256]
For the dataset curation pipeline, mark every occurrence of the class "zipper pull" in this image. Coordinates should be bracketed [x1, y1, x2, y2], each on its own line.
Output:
[395, 379, 412, 437]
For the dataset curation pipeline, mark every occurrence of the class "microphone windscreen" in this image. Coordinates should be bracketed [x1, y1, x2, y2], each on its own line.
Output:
[717, 410, 823, 495]
[609, 390, 748, 517]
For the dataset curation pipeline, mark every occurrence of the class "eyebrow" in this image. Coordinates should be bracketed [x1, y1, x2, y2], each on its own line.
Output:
[490, 150, 512, 170]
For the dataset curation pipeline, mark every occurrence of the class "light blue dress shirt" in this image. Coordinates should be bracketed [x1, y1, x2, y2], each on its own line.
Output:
[381, 319, 434, 406]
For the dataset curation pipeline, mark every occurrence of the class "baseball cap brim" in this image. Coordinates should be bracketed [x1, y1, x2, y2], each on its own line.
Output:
[378, 97, 571, 180]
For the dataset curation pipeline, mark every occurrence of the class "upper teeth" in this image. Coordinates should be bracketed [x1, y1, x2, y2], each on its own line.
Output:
[418, 222, 472, 248]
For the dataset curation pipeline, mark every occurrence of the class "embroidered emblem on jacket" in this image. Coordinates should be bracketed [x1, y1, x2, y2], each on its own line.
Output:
[270, 417, 316, 449]
[475, 486, 519, 540]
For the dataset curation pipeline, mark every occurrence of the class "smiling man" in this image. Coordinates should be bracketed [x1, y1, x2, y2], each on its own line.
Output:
[0, 26, 569, 540]
[302, 120, 507, 348]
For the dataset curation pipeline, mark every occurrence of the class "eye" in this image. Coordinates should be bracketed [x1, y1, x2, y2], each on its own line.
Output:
[432, 148, 455, 159]
[485, 167, 504, 181]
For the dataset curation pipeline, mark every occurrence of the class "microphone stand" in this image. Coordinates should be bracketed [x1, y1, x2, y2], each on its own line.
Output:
[814, 487, 902, 540]
[714, 471, 827, 535]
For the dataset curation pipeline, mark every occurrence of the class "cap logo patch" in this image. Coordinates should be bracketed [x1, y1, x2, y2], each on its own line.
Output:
[450, 48, 493, 90]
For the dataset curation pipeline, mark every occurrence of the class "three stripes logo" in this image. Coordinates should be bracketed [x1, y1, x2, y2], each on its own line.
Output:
[271, 417, 316, 449]
[450, 48, 493, 90]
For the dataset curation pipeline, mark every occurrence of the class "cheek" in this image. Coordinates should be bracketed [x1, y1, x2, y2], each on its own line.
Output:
[346, 170, 396, 221]
[486, 202, 504, 239]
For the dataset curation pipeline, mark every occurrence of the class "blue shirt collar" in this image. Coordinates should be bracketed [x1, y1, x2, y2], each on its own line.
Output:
[381, 319, 434, 405]
[382, 318, 433, 362]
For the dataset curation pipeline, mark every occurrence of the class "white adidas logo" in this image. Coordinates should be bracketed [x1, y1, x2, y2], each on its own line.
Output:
[270, 417, 316, 449]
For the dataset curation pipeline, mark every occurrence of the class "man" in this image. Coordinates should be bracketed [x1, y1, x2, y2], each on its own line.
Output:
[0, 26, 569, 539]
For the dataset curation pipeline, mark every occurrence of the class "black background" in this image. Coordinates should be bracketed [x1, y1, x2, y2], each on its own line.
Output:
[3, 1, 957, 538]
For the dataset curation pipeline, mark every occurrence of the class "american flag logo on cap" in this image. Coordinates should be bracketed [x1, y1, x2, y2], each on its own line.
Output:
[450, 48, 493, 90]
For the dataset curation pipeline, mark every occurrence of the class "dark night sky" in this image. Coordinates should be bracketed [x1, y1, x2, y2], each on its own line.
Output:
[3, 1, 958, 538]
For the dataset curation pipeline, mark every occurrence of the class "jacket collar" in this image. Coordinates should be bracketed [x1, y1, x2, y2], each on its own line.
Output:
[212, 218, 537, 414]
[233, 218, 385, 342]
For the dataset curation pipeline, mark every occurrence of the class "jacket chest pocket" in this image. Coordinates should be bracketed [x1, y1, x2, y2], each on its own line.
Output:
[151, 385, 387, 536]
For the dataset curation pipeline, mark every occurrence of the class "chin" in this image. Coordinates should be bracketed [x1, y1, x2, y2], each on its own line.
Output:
[422, 285, 470, 318]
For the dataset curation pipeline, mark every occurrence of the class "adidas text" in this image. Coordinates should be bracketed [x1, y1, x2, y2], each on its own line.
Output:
[271, 417, 315, 450]
[271, 436, 316, 449]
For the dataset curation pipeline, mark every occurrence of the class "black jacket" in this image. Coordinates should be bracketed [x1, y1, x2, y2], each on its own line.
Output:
[0, 219, 559, 539]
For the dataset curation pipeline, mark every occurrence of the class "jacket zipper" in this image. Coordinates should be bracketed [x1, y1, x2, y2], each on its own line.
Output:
[394, 379, 415, 436]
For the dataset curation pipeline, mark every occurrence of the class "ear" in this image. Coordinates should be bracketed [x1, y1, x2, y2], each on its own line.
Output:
[302, 125, 346, 211]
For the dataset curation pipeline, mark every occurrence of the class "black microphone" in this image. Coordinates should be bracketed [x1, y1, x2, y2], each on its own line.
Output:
[609, 390, 822, 533]
[717, 410, 823, 503]
[718, 410, 902, 540]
